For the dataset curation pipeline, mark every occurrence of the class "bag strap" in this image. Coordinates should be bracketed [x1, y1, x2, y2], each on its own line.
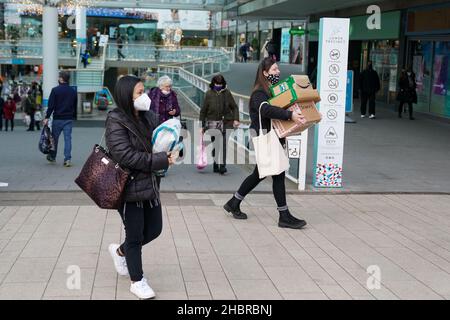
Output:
[258, 101, 269, 135]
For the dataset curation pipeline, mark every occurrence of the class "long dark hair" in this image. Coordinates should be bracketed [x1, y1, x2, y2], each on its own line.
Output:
[114, 75, 141, 121]
[253, 57, 276, 95]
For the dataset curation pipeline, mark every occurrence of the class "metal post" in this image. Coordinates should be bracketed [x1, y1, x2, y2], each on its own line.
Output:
[76, 7, 87, 50]
[42, 5, 58, 108]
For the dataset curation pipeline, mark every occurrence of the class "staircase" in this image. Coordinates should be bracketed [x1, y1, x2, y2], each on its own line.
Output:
[72, 42, 108, 93]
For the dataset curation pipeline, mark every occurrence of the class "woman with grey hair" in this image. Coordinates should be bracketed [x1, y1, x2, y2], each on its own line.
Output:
[149, 75, 180, 124]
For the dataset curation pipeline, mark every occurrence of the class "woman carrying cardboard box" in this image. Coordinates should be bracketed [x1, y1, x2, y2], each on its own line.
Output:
[223, 57, 307, 229]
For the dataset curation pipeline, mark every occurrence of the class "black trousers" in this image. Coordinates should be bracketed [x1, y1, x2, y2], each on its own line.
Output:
[399, 101, 413, 118]
[118, 201, 163, 282]
[117, 49, 125, 59]
[361, 92, 376, 115]
[0, 114, 2, 130]
[28, 113, 40, 131]
[237, 165, 287, 209]
[5, 118, 14, 131]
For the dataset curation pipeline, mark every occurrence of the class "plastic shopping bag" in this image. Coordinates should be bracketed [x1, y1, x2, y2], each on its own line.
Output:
[38, 125, 56, 155]
[196, 134, 207, 170]
[152, 119, 184, 176]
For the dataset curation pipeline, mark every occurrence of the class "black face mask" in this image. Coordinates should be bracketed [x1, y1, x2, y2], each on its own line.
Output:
[266, 73, 280, 85]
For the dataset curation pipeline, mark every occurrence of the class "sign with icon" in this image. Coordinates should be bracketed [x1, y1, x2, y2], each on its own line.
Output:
[313, 18, 350, 188]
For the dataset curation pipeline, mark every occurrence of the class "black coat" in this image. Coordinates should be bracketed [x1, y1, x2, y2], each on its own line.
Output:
[360, 68, 380, 94]
[249, 88, 292, 135]
[397, 74, 417, 104]
[105, 108, 169, 203]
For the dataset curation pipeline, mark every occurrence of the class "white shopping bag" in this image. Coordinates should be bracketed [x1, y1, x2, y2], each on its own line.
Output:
[252, 102, 290, 179]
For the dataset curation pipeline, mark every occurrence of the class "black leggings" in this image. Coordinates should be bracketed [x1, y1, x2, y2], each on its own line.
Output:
[237, 165, 287, 210]
[399, 101, 413, 117]
[118, 201, 163, 282]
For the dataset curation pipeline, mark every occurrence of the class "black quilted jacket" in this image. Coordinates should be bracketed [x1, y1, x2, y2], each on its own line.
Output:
[105, 108, 169, 203]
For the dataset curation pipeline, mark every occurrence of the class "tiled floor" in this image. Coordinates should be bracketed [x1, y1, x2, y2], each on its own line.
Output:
[0, 193, 449, 300]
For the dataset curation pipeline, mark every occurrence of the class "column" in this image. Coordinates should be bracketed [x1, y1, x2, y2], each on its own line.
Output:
[42, 5, 58, 108]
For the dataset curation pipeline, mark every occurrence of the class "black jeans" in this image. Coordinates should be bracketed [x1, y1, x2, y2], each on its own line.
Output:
[28, 113, 40, 131]
[361, 92, 376, 115]
[118, 201, 163, 282]
[117, 49, 125, 59]
[5, 118, 14, 131]
[399, 101, 413, 118]
[237, 165, 287, 209]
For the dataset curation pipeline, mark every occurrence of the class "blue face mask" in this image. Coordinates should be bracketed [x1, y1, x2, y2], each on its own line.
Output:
[213, 85, 223, 91]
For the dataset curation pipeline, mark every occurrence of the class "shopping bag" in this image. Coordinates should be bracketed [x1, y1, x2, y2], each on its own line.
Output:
[38, 125, 56, 155]
[34, 111, 43, 122]
[196, 134, 207, 170]
[152, 118, 182, 153]
[252, 102, 290, 178]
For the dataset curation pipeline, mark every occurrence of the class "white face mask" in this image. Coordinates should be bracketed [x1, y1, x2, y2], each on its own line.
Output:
[161, 89, 170, 95]
[133, 94, 151, 111]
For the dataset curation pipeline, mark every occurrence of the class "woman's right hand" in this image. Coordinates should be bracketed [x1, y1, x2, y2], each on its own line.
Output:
[291, 111, 306, 124]
[167, 152, 177, 166]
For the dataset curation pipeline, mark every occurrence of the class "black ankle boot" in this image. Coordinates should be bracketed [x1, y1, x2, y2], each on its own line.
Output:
[219, 165, 227, 175]
[213, 162, 220, 173]
[278, 210, 307, 229]
[223, 197, 248, 219]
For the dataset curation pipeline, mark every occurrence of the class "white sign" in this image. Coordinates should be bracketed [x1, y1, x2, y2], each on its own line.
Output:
[313, 18, 350, 188]
[287, 139, 301, 159]
[99, 35, 109, 47]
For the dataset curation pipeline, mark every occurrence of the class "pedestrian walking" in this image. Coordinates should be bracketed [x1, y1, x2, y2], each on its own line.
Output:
[3, 96, 16, 131]
[199, 74, 240, 175]
[265, 38, 277, 61]
[0, 95, 4, 131]
[397, 68, 417, 120]
[105, 75, 176, 299]
[223, 58, 307, 229]
[24, 90, 40, 131]
[42, 71, 77, 167]
[117, 35, 126, 61]
[360, 61, 380, 119]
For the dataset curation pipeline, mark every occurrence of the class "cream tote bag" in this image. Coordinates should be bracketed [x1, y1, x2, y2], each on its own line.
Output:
[252, 102, 290, 178]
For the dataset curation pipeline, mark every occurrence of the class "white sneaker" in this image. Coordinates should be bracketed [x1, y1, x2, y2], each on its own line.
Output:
[108, 243, 129, 276]
[369, 114, 376, 119]
[130, 278, 156, 299]
[361, 115, 366, 118]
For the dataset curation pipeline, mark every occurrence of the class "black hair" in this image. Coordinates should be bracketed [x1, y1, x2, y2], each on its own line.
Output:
[59, 71, 70, 83]
[209, 74, 227, 89]
[114, 75, 142, 121]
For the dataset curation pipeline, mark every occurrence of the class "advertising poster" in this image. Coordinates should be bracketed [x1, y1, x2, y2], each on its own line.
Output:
[313, 18, 350, 188]
[280, 28, 290, 63]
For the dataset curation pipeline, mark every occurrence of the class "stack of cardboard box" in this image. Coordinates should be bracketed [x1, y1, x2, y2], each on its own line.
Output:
[269, 75, 322, 138]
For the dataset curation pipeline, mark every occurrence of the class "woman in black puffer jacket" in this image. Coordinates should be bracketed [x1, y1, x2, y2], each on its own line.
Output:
[105, 75, 176, 299]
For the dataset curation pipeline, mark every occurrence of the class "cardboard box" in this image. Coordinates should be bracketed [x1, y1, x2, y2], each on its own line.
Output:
[270, 75, 313, 96]
[272, 101, 322, 138]
[269, 75, 321, 108]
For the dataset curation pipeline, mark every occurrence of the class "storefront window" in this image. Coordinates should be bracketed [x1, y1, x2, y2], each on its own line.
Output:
[410, 40, 433, 114]
[430, 41, 450, 117]
[369, 40, 399, 103]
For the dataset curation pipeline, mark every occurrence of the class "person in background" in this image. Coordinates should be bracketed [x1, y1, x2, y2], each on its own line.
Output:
[149, 75, 180, 124]
[0, 95, 4, 131]
[42, 71, 77, 167]
[117, 34, 126, 61]
[3, 96, 16, 131]
[359, 61, 380, 119]
[223, 58, 307, 229]
[25, 90, 40, 131]
[81, 50, 90, 68]
[397, 68, 417, 120]
[199, 74, 240, 175]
